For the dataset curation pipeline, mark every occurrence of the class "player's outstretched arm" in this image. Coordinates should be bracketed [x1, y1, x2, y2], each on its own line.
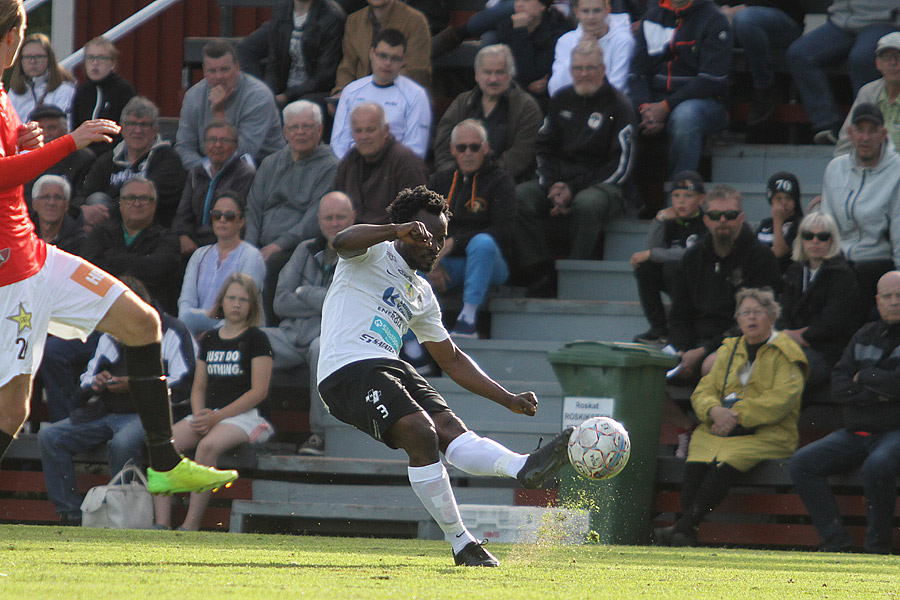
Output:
[332, 221, 433, 258]
[423, 338, 538, 416]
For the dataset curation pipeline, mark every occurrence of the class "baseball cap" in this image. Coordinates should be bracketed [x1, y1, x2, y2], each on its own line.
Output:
[851, 102, 884, 127]
[670, 170, 705, 194]
[766, 171, 800, 205]
[28, 104, 66, 121]
[876, 32, 900, 55]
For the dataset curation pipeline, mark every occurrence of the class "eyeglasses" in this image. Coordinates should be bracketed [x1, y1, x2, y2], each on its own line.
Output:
[34, 194, 67, 203]
[85, 54, 114, 64]
[122, 120, 154, 130]
[737, 308, 766, 318]
[373, 51, 404, 64]
[800, 230, 832, 242]
[454, 143, 483, 153]
[705, 210, 742, 221]
[210, 210, 240, 222]
[205, 136, 237, 145]
[120, 194, 155, 205]
[877, 52, 900, 64]
[21, 54, 48, 63]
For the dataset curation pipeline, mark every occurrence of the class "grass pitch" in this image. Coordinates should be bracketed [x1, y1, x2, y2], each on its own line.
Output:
[0, 525, 898, 600]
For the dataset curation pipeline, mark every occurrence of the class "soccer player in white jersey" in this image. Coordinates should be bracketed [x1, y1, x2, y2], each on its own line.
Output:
[317, 186, 572, 567]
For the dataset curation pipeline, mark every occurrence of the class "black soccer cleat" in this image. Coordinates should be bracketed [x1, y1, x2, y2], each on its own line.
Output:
[516, 427, 575, 489]
[453, 540, 499, 567]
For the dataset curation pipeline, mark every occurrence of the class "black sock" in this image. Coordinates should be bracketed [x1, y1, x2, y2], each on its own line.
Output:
[0, 430, 13, 463]
[125, 343, 180, 471]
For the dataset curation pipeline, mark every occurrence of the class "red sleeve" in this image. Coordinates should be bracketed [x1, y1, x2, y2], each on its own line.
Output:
[0, 135, 77, 190]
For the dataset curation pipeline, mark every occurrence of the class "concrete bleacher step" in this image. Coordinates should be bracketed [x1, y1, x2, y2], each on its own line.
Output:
[249, 481, 514, 507]
[603, 218, 650, 261]
[452, 337, 560, 381]
[710, 143, 833, 188]
[488, 298, 647, 343]
[556, 260, 637, 302]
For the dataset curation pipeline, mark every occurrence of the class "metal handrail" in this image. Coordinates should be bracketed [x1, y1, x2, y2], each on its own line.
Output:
[58, 0, 183, 70]
[24, 0, 51, 11]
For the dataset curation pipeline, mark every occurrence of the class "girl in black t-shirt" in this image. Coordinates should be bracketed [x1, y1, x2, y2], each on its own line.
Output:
[156, 273, 274, 531]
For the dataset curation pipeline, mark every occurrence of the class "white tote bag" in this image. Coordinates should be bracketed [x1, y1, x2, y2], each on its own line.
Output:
[81, 462, 154, 529]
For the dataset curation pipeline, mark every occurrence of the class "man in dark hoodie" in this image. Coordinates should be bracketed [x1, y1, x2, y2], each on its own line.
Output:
[79, 96, 187, 228]
[515, 41, 636, 289]
[428, 119, 516, 339]
[791, 270, 900, 554]
[70, 37, 136, 156]
[628, 0, 731, 176]
[667, 184, 779, 380]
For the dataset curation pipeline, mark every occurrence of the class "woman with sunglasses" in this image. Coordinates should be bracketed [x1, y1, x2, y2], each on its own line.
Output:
[777, 212, 861, 390]
[8, 33, 74, 124]
[178, 190, 265, 335]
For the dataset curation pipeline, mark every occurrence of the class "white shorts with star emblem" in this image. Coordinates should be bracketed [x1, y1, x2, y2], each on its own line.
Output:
[0, 246, 128, 386]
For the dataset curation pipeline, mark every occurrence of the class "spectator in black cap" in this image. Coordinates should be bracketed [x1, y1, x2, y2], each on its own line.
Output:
[23, 104, 97, 219]
[632, 170, 707, 345]
[756, 171, 802, 274]
[820, 102, 900, 315]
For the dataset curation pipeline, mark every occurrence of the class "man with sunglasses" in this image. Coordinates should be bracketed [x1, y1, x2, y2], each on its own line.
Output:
[514, 41, 635, 294]
[821, 102, 900, 314]
[82, 178, 182, 314]
[330, 28, 431, 160]
[427, 119, 516, 338]
[172, 121, 256, 255]
[667, 184, 779, 381]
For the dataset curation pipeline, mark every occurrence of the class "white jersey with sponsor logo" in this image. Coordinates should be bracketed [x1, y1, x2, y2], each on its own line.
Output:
[317, 241, 449, 384]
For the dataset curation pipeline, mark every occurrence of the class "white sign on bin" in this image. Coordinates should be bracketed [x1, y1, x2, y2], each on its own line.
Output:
[562, 396, 615, 429]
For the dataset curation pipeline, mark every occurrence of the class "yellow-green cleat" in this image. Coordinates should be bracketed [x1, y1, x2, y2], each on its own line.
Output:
[147, 457, 238, 495]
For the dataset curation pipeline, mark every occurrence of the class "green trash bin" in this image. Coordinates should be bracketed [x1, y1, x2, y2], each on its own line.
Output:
[548, 341, 678, 545]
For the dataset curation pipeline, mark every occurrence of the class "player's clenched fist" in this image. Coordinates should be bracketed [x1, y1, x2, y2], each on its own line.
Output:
[507, 391, 538, 416]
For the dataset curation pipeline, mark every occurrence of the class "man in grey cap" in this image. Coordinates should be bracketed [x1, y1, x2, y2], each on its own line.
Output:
[835, 32, 900, 156]
[821, 102, 900, 312]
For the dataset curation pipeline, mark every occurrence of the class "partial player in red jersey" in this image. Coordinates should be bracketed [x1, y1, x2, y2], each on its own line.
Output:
[0, 0, 239, 498]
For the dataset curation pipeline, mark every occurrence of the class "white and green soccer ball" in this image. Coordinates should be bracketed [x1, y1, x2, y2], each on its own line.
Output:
[567, 416, 631, 480]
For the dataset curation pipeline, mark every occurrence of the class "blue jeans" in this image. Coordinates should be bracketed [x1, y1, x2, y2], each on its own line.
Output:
[667, 98, 729, 175]
[466, 0, 514, 45]
[38, 413, 146, 519]
[441, 233, 509, 308]
[790, 428, 900, 553]
[786, 22, 898, 130]
[38, 334, 100, 422]
[732, 6, 802, 90]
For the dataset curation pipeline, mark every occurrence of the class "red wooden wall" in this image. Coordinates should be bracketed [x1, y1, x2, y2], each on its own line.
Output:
[72, 0, 272, 117]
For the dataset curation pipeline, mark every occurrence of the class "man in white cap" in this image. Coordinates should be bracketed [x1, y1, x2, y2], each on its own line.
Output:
[835, 32, 900, 156]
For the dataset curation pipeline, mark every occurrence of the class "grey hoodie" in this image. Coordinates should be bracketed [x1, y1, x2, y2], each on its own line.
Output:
[244, 144, 339, 251]
[821, 139, 900, 265]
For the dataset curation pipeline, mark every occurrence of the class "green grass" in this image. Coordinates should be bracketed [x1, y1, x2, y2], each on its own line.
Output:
[0, 525, 898, 599]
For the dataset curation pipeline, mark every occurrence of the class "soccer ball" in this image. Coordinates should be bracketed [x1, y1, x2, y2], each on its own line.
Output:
[567, 416, 631, 480]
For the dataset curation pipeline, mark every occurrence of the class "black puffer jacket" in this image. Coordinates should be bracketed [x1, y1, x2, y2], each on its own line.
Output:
[777, 255, 860, 365]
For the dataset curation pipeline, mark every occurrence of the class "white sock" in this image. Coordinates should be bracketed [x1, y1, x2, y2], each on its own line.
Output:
[408, 462, 476, 553]
[457, 303, 478, 325]
[445, 431, 528, 478]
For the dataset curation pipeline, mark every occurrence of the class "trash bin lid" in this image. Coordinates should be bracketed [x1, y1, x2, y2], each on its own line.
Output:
[548, 341, 679, 368]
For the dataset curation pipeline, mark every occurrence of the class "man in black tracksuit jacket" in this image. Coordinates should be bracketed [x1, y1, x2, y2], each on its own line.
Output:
[515, 41, 636, 276]
[791, 270, 900, 554]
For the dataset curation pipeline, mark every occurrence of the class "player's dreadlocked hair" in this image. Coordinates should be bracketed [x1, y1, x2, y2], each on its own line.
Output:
[387, 185, 452, 224]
